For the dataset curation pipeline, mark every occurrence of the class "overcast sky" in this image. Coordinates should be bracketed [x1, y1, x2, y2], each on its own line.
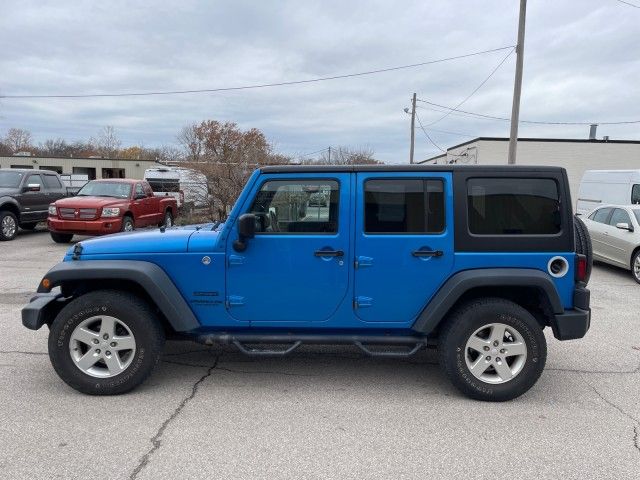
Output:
[1, 0, 639, 163]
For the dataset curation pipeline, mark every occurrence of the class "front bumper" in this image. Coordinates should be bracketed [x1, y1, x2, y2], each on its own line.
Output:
[22, 292, 64, 330]
[551, 284, 591, 340]
[48, 217, 123, 235]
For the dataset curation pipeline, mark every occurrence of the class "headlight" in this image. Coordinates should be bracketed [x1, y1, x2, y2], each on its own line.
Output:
[48, 205, 57, 216]
[101, 207, 121, 218]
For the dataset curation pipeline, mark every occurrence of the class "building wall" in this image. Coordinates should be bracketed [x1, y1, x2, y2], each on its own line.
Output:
[443, 139, 640, 199]
[0, 156, 159, 180]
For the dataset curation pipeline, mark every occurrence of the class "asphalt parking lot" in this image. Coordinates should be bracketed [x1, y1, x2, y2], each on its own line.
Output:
[1, 227, 639, 479]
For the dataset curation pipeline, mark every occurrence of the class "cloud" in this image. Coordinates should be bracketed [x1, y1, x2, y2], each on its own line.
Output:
[0, 0, 638, 163]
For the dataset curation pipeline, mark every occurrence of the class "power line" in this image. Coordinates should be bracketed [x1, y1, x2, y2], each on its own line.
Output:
[425, 47, 515, 126]
[416, 126, 476, 137]
[297, 147, 328, 158]
[417, 99, 640, 125]
[415, 111, 445, 152]
[0, 46, 515, 100]
[614, 0, 640, 9]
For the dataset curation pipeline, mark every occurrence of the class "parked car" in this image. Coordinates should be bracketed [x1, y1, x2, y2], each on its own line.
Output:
[0, 168, 69, 241]
[144, 167, 209, 212]
[23, 165, 591, 401]
[576, 169, 640, 215]
[47, 179, 178, 243]
[582, 204, 640, 282]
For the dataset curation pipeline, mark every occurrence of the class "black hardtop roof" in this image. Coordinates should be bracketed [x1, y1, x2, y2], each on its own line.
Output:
[260, 164, 567, 174]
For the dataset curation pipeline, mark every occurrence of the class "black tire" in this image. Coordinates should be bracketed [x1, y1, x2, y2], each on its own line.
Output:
[159, 209, 173, 228]
[573, 215, 593, 284]
[50, 232, 74, 243]
[48, 290, 165, 395]
[631, 250, 640, 284]
[0, 210, 19, 241]
[439, 298, 547, 402]
[20, 222, 39, 231]
[121, 215, 134, 232]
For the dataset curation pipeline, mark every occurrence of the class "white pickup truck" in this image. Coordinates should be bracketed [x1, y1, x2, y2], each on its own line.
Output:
[144, 167, 209, 211]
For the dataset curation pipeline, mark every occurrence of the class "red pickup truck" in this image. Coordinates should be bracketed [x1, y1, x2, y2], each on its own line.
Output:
[47, 179, 178, 243]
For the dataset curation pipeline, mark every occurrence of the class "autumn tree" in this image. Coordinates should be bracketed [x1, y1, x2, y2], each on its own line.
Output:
[90, 126, 121, 158]
[179, 120, 289, 219]
[3, 128, 33, 154]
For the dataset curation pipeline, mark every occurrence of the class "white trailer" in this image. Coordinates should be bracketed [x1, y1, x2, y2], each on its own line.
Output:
[576, 170, 640, 215]
[144, 167, 209, 210]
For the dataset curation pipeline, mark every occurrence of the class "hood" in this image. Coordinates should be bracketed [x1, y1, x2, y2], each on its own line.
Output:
[55, 196, 127, 208]
[65, 224, 221, 258]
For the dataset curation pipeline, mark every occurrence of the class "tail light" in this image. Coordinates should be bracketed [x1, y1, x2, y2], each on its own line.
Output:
[575, 254, 587, 283]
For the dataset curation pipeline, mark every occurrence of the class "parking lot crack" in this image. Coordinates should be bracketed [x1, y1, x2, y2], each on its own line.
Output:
[0, 350, 48, 356]
[129, 356, 219, 480]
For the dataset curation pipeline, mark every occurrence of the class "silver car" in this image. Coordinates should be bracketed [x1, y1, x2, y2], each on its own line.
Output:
[582, 204, 640, 283]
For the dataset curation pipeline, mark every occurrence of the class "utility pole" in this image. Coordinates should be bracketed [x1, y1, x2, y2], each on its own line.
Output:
[508, 0, 527, 165]
[328, 146, 331, 163]
[409, 92, 417, 164]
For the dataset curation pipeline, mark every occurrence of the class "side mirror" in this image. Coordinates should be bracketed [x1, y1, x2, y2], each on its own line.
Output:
[25, 183, 41, 192]
[616, 222, 634, 232]
[233, 213, 256, 252]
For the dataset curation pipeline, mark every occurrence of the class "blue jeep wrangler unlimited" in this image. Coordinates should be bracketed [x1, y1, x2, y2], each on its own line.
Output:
[22, 165, 591, 401]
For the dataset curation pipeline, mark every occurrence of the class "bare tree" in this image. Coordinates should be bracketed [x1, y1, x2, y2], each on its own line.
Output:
[177, 124, 202, 162]
[3, 128, 33, 153]
[303, 146, 379, 165]
[39, 138, 69, 156]
[90, 126, 121, 158]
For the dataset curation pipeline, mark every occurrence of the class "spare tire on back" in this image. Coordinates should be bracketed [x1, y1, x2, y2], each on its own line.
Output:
[573, 215, 593, 284]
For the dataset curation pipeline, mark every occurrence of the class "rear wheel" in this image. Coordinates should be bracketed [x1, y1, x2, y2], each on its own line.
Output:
[0, 211, 18, 241]
[50, 232, 73, 243]
[439, 298, 547, 401]
[48, 290, 165, 395]
[159, 210, 173, 228]
[574, 215, 593, 283]
[121, 215, 134, 232]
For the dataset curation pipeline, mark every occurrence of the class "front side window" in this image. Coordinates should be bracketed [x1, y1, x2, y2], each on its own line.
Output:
[467, 178, 561, 235]
[590, 207, 612, 224]
[608, 208, 631, 226]
[364, 179, 445, 234]
[26, 174, 43, 189]
[249, 179, 339, 234]
[135, 184, 145, 197]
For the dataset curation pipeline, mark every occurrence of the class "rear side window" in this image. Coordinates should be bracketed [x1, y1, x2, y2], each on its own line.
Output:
[590, 207, 612, 223]
[467, 178, 561, 235]
[632, 185, 640, 204]
[608, 208, 631, 226]
[364, 179, 445, 234]
[43, 175, 62, 189]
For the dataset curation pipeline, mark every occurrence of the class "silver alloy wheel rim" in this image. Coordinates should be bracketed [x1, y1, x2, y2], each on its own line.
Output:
[124, 219, 133, 232]
[165, 213, 172, 227]
[69, 315, 136, 378]
[2, 215, 16, 238]
[633, 255, 640, 280]
[464, 322, 527, 384]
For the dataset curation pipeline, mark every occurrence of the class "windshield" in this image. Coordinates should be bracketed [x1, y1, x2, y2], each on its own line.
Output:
[77, 181, 132, 198]
[0, 171, 25, 188]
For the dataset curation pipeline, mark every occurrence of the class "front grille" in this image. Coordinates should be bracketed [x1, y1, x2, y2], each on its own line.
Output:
[78, 208, 98, 220]
[58, 208, 98, 220]
[59, 208, 76, 219]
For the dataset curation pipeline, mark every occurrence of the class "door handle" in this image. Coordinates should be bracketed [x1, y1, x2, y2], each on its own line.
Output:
[314, 250, 344, 257]
[412, 250, 443, 257]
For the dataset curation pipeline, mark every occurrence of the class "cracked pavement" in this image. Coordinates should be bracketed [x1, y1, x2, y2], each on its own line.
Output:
[1, 229, 639, 479]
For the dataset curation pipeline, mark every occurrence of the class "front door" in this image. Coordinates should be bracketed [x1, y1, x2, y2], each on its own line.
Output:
[353, 173, 454, 324]
[20, 173, 48, 222]
[226, 174, 351, 325]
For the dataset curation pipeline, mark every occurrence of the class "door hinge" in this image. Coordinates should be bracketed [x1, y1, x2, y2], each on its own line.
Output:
[226, 295, 245, 307]
[355, 256, 373, 269]
[354, 296, 373, 308]
[228, 255, 245, 266]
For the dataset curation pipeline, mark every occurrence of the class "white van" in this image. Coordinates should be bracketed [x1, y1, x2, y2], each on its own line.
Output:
[576, 170, 640, 215]
[144, 167, 209, 210]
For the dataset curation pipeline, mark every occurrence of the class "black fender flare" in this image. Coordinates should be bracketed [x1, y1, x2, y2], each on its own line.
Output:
[412, 268, 563, 335]
[0, 197, 21, 214]
[37, 260, 200, 332]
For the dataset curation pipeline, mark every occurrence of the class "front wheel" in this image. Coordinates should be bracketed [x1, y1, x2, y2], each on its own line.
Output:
[439, 298, 547, 402]
[50, 232, 74, 243]
[48, 290, 165, 395]
[0, 211, 18, 241]
[631, 250, 640, 284]
[121, 215, 134, 232]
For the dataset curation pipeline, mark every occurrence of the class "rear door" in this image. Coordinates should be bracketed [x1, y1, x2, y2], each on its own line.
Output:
[42, 174, 66, 204]
[353, 173, 454, 325]
[586, 207, 613, 262]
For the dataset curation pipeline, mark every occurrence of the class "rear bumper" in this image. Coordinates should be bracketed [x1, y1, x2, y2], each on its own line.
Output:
[48, 217, 123, 235]
[551, 285, 591, 340]
[22, 292, 64, 330]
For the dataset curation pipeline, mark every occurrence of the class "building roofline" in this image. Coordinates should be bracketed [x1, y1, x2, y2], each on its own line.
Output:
[0, 155, 161, 162]
[446, 136, 640, 150]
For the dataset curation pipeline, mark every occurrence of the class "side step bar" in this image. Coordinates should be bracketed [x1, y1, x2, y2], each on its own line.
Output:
[196, 333, 429, 357]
